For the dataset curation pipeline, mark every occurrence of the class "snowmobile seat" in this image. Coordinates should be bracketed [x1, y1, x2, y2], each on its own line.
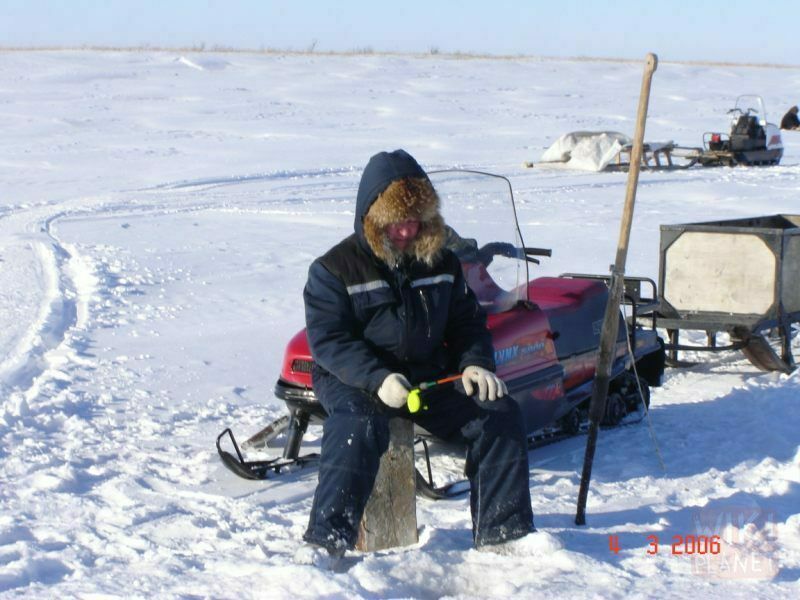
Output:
[731, 115, 766, 152]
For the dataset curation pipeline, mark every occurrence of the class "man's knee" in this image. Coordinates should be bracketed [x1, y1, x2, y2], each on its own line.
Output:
[464, 395, 526, 440]
[313, 366, 385, 418]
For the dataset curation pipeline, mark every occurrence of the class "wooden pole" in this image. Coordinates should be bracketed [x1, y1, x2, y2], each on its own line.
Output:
[575, 53, 658, 526]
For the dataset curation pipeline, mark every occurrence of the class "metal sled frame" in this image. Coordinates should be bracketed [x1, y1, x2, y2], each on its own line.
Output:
[561, 270, 797, 373]
[658, 317, 797, 373]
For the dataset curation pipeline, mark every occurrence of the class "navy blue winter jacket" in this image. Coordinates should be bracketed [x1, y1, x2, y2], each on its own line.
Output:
[303, 151, 495, 395]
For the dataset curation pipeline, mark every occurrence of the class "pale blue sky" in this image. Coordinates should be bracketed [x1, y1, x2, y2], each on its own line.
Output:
[1, 0, 797, 64]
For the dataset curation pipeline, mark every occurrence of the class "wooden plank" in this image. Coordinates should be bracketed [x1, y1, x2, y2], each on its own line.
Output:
[356, 418, 418, 552]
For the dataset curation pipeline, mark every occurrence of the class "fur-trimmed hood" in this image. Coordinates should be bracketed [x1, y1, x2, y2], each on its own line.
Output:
[355, 150, 445, 267]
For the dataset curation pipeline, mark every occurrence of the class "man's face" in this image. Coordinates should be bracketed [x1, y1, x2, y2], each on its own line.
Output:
[385, 219, 421, 251]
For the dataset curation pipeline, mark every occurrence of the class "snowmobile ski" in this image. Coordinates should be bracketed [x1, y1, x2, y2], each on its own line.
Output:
[216, 428, 318, 480]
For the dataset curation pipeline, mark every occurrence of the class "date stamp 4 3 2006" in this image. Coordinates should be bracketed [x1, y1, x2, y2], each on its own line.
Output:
[608, 506, 780, 580]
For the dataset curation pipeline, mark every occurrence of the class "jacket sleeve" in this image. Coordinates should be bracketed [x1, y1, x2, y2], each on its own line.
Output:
[444, 259, 496, 372]
[304, 259, 392, 393]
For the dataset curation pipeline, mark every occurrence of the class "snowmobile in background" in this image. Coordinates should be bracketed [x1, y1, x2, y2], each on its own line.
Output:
[696, 95, 783, 167]
[217, 170, 666, 489]
[526, 95, 784, 173]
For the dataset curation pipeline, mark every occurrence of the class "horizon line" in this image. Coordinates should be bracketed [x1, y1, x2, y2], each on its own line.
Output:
[1, 45, 797, 70]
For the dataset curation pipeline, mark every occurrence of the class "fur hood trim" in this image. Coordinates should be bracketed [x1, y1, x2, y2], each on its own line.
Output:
[363, 177, 445, 267]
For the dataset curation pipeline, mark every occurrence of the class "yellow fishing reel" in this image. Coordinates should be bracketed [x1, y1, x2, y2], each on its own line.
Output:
[407, 388, 423, 413]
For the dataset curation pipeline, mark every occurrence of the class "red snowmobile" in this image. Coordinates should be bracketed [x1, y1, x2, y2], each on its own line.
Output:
[217, 170, 665, 486]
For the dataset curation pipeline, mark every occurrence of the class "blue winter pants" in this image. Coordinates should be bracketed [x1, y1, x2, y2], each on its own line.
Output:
[303, 368, 535, 552]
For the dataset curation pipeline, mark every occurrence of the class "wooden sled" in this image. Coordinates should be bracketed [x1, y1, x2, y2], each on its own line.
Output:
[606, 141, 700, 171]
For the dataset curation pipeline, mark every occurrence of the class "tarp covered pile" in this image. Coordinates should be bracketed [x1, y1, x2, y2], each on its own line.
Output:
[539, 131, 632, 171]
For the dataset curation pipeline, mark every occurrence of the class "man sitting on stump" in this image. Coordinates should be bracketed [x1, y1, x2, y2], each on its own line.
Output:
[298, 149, 536, 563]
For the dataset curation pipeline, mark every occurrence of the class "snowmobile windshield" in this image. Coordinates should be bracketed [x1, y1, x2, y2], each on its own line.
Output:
[732, 95, 768, 126]
[428, 169, 528, 314]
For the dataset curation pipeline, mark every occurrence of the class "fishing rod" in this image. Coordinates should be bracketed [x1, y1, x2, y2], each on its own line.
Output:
[406, 374, 462, 413]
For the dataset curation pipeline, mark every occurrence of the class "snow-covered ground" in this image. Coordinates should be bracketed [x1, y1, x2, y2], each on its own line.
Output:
[1, 50, 799, 598]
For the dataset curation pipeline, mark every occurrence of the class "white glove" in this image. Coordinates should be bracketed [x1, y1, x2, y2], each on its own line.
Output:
[461, 366, 507, 402]
[377, 373, 412, 408]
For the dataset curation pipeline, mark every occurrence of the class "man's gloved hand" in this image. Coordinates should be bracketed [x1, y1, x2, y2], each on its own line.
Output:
[377, 373, 412, 408]
[461, 366, 507, 402]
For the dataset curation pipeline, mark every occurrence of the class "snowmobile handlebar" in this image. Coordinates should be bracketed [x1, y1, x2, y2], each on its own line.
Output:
[475, 244, 551, 266]
[522, 246, 552, 265]
[727, 107, 758, 117]
[523, 247, 552, 257]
